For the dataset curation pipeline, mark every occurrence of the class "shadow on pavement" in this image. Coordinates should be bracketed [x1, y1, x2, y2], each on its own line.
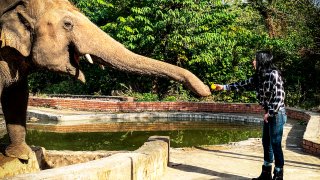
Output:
[285, 119, 306, 154]
[195, 146, 262, 161]
[195, 146, 320, 171]
[169, 163, 249, 180]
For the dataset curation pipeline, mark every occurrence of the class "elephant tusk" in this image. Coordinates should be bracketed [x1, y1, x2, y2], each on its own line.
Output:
[85, 54, 94, 64]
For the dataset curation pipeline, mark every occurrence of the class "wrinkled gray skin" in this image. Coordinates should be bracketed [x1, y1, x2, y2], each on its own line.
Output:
[0, 0, 211, 160]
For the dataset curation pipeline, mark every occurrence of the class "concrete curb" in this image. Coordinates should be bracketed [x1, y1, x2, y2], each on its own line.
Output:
[8, 136, 169, 180]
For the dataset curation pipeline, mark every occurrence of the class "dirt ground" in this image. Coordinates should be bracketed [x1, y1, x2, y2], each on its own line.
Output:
[162, 118, 320, 180]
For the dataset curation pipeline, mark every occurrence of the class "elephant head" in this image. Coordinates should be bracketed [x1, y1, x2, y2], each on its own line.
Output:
[0, 0, 211, 96]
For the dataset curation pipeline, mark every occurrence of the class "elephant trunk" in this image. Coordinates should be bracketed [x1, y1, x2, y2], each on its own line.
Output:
[75, 19, 211, 97]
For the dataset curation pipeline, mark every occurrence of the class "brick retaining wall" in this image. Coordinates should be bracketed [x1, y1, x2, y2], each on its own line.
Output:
[28, 97, 320, 156]
[28, 97, 264, 113]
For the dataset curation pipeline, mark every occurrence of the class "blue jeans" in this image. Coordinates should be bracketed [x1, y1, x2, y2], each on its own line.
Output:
[262, 108, 287, 168]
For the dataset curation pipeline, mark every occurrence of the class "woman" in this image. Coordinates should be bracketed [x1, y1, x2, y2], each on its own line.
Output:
[214, 51, 286, 180]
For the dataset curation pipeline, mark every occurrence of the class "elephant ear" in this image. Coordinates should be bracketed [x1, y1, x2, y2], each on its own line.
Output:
[0, 4, 33, 57]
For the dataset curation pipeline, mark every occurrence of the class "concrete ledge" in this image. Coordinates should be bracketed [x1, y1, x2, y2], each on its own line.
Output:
[39, 149, 122, 169]
[27, 108, 262, 123]
[8, 136, 169, 180]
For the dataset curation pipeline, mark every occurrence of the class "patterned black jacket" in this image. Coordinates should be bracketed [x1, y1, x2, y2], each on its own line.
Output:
[223, 69, 285, 117]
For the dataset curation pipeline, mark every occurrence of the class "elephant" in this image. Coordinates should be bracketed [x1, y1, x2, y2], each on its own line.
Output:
[0, 0, 211, 160]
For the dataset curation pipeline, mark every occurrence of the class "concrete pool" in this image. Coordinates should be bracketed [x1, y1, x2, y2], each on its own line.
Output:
[1, 113, 263, 151]
[0, 97, 319, 179]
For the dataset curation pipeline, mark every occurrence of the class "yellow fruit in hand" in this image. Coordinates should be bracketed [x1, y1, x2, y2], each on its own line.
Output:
[211, 83, 216, 90]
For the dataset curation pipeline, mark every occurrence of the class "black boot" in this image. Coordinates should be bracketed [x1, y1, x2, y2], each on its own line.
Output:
[252, 165, 272, 180]
[273, 168, 283, 180]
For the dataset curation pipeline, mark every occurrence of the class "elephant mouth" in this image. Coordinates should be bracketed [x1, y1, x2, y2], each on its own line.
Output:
[67, 43, 86, 82]
[68, 42, 96, 67]
[68, 43, 80, 67]
[67, 43, 96, 82]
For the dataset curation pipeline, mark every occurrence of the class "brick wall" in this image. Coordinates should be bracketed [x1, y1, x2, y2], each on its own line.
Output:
[27, 121, 251, 133]
[286, 108, 311, 121]
[28, 97, 264, 114]
[303, 140, 320, 155]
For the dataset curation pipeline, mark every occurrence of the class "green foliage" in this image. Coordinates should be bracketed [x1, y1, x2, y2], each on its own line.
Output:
[261, 0, 320, 108]
[70, 0, 114, 24]
[129, 92, 159, 102]
[99, 0, 262, 101]
[28, 0, 320, 108]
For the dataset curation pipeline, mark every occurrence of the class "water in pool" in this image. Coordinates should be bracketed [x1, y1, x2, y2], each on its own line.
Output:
[0, 116, 262, 151]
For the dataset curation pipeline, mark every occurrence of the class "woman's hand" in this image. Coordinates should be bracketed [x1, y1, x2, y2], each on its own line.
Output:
[213, 84, 224, 91]
[264, 113, 269, 123]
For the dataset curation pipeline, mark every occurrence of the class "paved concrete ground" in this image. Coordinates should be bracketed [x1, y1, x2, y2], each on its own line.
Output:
[162, 118, 320, 180]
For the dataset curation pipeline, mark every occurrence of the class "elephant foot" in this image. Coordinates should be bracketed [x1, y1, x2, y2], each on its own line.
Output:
[5, 143, 33, 160]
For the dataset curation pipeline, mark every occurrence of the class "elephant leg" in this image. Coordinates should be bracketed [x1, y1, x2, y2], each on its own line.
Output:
[5, 124, 32, 160]
[1, 79, 32, 160]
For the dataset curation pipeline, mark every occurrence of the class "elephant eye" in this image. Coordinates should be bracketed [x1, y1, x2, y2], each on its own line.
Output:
[63, 19, 73, 31]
